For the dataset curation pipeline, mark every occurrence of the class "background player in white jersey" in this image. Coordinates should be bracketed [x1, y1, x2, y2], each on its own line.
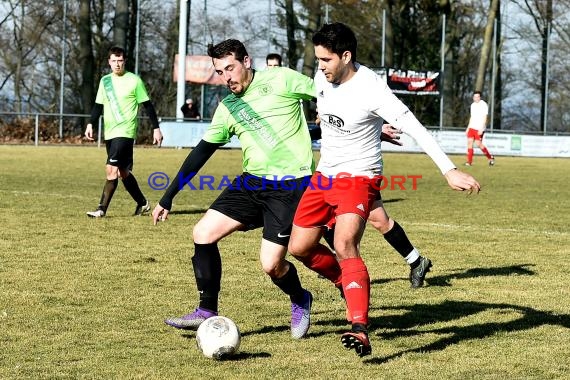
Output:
[153, 39, 322, 339]
[288, 22, 481, 357]
[465, 91, 495, 166]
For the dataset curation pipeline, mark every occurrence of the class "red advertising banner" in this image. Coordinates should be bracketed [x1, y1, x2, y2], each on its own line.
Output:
[373, 67, 440, 95]
[173, 55, 224, 85]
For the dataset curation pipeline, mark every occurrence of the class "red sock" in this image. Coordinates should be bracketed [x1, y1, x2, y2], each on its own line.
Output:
[340, 257, 370, 326]
[481, 147, 492, 159]
[467, 148, 474, 163]
[297, 244, 342, 286]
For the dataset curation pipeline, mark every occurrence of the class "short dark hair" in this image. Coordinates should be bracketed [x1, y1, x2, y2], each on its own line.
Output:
[207, 39, 249, 62]
[108, 46, 125, 59]
[312, 22, 357, 62]
[473, 91, 482, 96]
[266, 53, 282, 66]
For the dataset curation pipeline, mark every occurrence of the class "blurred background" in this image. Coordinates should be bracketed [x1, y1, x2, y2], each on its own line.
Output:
[0, 0, 568, 144]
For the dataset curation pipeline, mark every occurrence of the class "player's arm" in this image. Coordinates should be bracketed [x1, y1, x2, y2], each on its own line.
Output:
[153, 140, 223, 224]
[397, 117, 480, 192]
[84, 103, 103, 140]
[377, 85, 479, 192]
[142, 100, 163, 146]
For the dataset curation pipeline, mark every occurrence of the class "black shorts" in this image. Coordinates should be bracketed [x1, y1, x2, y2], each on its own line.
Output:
[209, 173, 311, 246]
[105, 137, 134, 170]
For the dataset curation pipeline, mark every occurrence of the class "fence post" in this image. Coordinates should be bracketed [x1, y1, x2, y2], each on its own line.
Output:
[34, 114, 39, 147]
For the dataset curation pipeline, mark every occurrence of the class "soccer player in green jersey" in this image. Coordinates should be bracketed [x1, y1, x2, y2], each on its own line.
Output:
[84, 46, 163, 218]
[153, 39, 319, 339]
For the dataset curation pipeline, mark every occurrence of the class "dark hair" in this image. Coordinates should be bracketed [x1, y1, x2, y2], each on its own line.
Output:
[266, 53, 282, 66]
[108, 46, 125, 59]
[312, 22, 357, 62]
[207, 39, 249, 62]
[473, 91, 482, 96]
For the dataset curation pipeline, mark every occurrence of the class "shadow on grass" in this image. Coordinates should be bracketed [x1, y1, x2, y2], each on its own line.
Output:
[181, 331, 272, 361]
[381, 198, 405, 204]
[370, 263, 536, 287]
[363, 300, 570, 364]
[168, 209, 208, 215]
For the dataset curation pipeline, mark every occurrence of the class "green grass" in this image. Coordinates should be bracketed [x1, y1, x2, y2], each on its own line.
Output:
[1, 145, 569, 379]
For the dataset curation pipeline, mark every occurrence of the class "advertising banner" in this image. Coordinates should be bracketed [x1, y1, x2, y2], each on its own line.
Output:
[374, 67, 440, 95]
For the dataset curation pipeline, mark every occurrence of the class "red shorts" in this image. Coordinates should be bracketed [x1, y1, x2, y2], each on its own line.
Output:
[467, 128, 484, 140]
[293, 172, 379, 228]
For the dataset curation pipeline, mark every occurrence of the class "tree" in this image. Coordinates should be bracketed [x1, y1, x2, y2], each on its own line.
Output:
[78, 0, 95, 113]
[474, 0, 499, 93]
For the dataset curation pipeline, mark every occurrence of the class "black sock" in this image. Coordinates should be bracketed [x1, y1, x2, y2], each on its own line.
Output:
[192, 243, 222, 312]
[352, 323, 368, 333]
[323, 227, 335, 251]
[97, 178, 118, 212]
[383, 221, 414, 259]
[122, 173, 146, 205]
[271, 261, 305, 304]
[410, 258, 421, 269]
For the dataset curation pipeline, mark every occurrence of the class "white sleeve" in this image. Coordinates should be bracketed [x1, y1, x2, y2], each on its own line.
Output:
[373, 82, 456, 175]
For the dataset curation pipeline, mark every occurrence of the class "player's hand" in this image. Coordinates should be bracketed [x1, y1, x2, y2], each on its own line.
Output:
[152, 203, 170, 225]
[153, 128, 163, 147]
[444, 169, 481, 194]
[84, 124, 94, 141]
[380, 124, 402, 146]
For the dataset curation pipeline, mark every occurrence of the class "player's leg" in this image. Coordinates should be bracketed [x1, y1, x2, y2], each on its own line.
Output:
[165, 179, 251, 330]
[466, 134, 475, 166]
[112, 138, 149, 215]
[259, 239, 313, 339]
[332, 177, 375, 357]
[164, 208, 244, 330]
[334, 213, 372, 357]
[475, 137, 494, 164]
[288, 174, 342, 286]
[260, 175, 318, 338]
[87, 139, 120, 218]
[368, 198, 432, 288]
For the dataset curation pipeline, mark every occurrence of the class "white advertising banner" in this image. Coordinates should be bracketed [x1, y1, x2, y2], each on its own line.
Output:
[160, 121, 570, 158]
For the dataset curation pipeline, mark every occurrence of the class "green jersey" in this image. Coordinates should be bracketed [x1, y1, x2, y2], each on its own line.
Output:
[204, 67, 316, 178]
[95, 71, 150, 140]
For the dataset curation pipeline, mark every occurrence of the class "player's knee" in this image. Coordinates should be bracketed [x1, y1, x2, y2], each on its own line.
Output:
[193, 223, 217, 244]
[260, 258, 283, 277]
[105, 166, 119, 180]
[288, 240, 308, 258]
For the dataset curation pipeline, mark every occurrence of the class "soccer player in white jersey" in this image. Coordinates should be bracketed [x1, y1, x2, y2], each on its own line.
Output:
[288, 22, 481, 357]
[465, 91, 495, 166]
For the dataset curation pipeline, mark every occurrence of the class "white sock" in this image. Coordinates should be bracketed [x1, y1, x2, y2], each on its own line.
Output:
[404, 248, 420, 265]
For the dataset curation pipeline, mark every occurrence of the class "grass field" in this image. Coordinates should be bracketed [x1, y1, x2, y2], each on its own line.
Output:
[1, 145, 569, 379]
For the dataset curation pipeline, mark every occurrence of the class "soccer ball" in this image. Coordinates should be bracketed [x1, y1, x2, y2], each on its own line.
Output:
[196, 316, 241, 360]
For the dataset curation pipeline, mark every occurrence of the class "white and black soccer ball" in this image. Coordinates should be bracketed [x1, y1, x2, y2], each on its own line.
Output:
[196, 316, 241, 360]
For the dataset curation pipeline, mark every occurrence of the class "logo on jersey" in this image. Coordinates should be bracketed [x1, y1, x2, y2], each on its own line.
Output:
[321, 114, 344, 129]
[259, 84, 273, 96]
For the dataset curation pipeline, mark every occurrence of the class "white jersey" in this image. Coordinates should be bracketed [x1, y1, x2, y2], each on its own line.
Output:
[314, 63, 456, 177]
[468, 100, 488, 132]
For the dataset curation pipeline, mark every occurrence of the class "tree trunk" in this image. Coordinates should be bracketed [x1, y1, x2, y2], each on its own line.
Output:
[79, 0, 95, 114]
[301, 0, 321, 78]
[474, 0, 499, 93]
[284, 0, 299, 69]
[540, 0, 553, 133]
[113, 0, 129, 50]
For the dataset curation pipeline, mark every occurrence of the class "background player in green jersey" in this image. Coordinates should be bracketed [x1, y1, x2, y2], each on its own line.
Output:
[84, 46, 163, 218]
[153, 39, 323, 339]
